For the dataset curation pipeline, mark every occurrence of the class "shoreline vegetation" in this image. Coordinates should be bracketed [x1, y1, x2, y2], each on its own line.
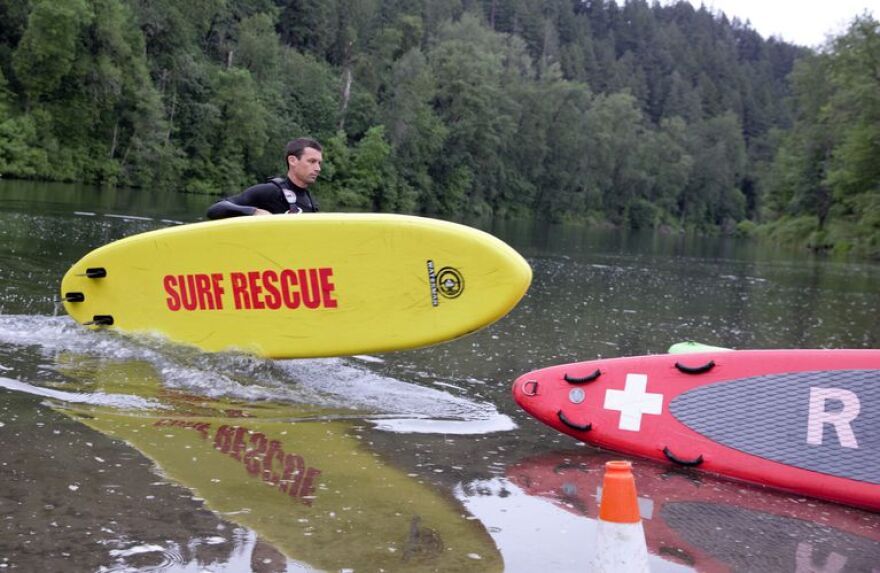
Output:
[0, 1, 877, 258]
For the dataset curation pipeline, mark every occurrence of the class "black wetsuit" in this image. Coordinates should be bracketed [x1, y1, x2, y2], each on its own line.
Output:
[206, 177, 318, 219]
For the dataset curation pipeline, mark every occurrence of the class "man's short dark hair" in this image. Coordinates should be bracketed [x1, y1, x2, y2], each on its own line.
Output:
[286, 138, 322, 161]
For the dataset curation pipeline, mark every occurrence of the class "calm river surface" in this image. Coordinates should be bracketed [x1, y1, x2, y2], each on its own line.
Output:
[1, 180, 878, 572]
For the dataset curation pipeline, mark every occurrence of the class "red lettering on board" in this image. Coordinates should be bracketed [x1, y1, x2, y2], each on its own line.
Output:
[180, 275, 199, 310]
[262, 440, 284, 485]
[319, 267, 337, 308]
[280, 269, 300, 308]
[262, 270, 282, 309]
[212, 424, 321, 505]
[230, 272, 250, 310]
[298, 468, 322, 506]
[229, 426, 247, 461]
[246, 271, 265, 310]
[194, 274, 210, 310]
[164, 275, 182, 311]
[244, 432, 268, 476]
[162, 268, 339, 312]
[214, 424, 234, 453]
[210, 273, 225, 310]
[299, 268, 321, 309]
[282, 454, 306, 496]
[164, 274, 227, 311]
[154, 418, 212, 439]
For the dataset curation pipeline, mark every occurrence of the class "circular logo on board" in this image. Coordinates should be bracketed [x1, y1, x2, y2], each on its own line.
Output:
[436, 267, 464, 299]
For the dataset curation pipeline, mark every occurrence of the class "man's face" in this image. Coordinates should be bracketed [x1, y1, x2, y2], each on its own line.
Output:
[289, 147, 323, 187]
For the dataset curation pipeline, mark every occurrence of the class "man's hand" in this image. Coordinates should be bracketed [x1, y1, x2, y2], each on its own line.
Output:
[251, 208, 272, 216]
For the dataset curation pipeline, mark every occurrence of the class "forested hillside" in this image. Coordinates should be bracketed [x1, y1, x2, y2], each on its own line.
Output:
[0, 0, 877, 254]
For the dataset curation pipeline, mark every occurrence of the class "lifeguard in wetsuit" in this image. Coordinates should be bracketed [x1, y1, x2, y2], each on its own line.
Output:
[206, 138, 323, 219]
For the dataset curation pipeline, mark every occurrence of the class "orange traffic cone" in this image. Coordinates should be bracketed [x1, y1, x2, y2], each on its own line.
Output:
[592, 460, 650, 572]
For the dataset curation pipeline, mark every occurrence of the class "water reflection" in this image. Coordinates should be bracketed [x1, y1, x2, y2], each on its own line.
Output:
[454, 476, 694, 573]
[505, 450, 880, 572]
[4, 356, 502, 571]
[0, 382, 240, 572]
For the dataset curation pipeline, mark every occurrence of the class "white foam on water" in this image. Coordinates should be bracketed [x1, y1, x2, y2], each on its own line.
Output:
[108, 544, 166, 557]
[99, 530, 323, 573]
[0, 315, 147, 360]
[0, 314, 512, 434]
[369, 416, 516, 434]
[351, 354, 385, 363]
[274, 357, 512, 432]
[0, 375, 165, 410]
[0, 315, 316, 403]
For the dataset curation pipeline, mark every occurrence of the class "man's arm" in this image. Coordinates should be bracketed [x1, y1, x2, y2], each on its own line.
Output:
[206, 201, 271, 219]
[205, 184, 279, 219]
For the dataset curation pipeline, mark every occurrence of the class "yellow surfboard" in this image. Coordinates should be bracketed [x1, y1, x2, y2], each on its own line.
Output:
[61, 214, 531, 358]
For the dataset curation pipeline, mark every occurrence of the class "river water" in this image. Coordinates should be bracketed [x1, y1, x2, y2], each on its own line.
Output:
[0, 180, 877, 572]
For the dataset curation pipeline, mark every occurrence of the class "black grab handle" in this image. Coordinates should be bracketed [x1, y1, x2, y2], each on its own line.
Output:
[564, 369, 601, 384]
[557, 410, 592, 432]
[674, 360, 715, 374]
[663, 446, 704, 466]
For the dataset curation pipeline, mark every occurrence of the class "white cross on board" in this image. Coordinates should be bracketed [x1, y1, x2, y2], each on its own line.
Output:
[603, 374, 663, 432]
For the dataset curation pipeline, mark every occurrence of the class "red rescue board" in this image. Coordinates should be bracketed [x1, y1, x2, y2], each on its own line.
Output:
[511, 350, 880, 510]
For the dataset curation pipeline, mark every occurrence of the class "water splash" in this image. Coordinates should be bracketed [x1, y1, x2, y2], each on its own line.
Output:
[0, 314, 513, 434]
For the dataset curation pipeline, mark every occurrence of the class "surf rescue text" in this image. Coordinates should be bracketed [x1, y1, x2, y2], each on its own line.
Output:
[163, 268, 338, 311]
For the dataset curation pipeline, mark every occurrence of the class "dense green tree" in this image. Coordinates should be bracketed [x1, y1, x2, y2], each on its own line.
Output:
[646, 116, 694, 221]
[522, 78, 595, 221]
[682, 112, 747, 227]
[0, 0, 32, 88]
[8, 0, 171, 184]
[824, 17, 880, 212]
[382, 47, 447, 209]
[585, 91, 652, 223]
[350, 125, 409, 210]
[761, 15, 879, 253]
[0, 114, 47, 177]
[278, 0, 339, 58]
[318, 126, 408, 210]
[12, 0, 92, 105]
[237, 13, 282, 82]
[193, 67, 270, 193]
[426, 14, 518, 215]
[0, 66, 9, 117]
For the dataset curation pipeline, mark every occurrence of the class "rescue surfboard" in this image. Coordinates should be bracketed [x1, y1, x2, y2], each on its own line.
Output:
[61, 214, 532, 358]
[512, 349, 880, 510]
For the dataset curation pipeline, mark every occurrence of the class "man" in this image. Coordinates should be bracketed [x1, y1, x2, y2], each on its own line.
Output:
[206, 138, 323, 219]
